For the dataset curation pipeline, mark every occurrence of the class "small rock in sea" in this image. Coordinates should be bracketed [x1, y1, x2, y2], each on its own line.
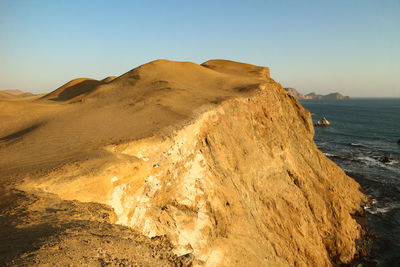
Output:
[397, 139, 400, 145]
[315, 117, 330, 127]
[379, 155, 391, 163]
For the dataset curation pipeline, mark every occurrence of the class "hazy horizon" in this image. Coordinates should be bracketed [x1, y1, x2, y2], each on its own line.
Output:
[1, 0, 399, 97]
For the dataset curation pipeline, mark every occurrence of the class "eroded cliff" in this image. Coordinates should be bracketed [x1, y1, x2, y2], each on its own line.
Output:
[0, 59, 368, 266]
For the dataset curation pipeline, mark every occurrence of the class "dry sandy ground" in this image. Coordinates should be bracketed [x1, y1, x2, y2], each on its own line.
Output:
[0, 59, 368, 266]
[0, 188, 191, 266]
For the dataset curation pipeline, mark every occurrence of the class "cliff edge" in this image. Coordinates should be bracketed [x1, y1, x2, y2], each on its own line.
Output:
[0, 60, 368, 266]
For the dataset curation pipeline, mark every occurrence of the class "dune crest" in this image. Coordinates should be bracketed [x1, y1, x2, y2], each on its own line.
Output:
[41, 78, 103, 101]
[0, 59, 368, 266]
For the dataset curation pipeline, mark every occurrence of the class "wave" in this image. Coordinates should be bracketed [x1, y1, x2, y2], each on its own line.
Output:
[366, 207, 392, 214]
[386, 159, 399, 166]
[356, 156, 378, 163]
[364, 201, 400, 215]
[351, 156, 383, 168]
[353, 155, 399, 169]
[350, 142, 366, 147]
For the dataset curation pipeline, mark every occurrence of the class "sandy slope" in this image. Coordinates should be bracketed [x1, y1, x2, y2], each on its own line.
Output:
[0, 59, 368, 266]
[0, 60, 267, 180]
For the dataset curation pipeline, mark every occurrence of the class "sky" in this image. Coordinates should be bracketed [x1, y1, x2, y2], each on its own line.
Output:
[0, 0, 399, 97]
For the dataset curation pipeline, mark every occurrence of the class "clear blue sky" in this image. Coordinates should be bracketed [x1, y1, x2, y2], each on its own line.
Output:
[0, 0, 399, 97]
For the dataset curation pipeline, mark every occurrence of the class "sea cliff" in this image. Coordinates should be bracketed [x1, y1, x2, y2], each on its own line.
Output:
[0, 60, 368, 266]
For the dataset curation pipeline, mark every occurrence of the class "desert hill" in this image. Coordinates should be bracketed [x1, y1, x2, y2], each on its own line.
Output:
[41, 78, 105, 101]
[40, 76, 118, 102]
[0, 91, 16, 99]
[0, 59, 368, 266]
[0, 89, 34, 100]
[1, 60, 271, 177]
[2, 89, 25, 95]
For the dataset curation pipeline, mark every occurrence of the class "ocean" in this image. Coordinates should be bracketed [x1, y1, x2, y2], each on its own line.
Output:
[301, 98, 400, 266]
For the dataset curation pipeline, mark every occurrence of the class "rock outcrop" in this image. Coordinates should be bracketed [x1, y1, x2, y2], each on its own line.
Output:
[306, 92, 350, 100]
[284, 88, 350, 100]
[315, 117, 331, 127]
[284, 87, 312, 99]
[0, 59, 368, 266]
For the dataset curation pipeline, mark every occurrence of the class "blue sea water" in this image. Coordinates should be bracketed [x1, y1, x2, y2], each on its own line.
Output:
[301, 98, 400, 266]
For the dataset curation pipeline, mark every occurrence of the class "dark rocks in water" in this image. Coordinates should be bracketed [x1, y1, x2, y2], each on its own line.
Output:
[315, 117, 330, 127]
[397, 139, 400, 145]
[379, 155, 391, 163]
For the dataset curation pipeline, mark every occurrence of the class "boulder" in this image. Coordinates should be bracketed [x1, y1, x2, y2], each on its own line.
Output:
[379, 155, 391, 163]
[315, 117, 331, 127]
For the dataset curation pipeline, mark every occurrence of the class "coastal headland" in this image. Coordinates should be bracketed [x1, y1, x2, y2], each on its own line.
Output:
[0, 59, 368, 266]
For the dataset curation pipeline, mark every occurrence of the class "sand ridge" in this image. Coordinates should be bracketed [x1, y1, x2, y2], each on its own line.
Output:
[0, 59, 271, 179]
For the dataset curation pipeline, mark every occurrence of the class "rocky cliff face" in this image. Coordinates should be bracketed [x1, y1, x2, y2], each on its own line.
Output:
[1, 60, 367, 266]
[284, 87, 311, 99]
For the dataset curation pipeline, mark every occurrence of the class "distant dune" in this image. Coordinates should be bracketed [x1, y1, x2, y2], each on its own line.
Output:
[0, 89, 34, 100]
[40, 76, 117, 102]
[2, 89, 26, 95]
[0, 59, 367, 266]
[40, 78, 104, 101]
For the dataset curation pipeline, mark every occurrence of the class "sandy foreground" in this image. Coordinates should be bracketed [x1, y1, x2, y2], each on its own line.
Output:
[0, 60, 368, 266]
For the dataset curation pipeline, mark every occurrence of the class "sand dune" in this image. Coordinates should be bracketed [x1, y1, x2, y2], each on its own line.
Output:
[101, 76, 117, 83]
[41, 78, 103, 101]
[0, 91, 16, 99]
[202, 59, 270, 78]
[0, 60, 268, 178]
[0, 89, 35, 100]
[1, 89, 26, 95]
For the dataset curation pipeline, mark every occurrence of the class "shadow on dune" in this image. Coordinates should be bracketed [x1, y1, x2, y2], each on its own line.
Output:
[0, 189, 56, 265]
[0, 123, 42, 143]
[0, 189, 188, 266]
[0, 189, 113, 265]
[0, 218, 60, 265]
[48, 80, 101, 101]
[234, 83, 261, 92]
